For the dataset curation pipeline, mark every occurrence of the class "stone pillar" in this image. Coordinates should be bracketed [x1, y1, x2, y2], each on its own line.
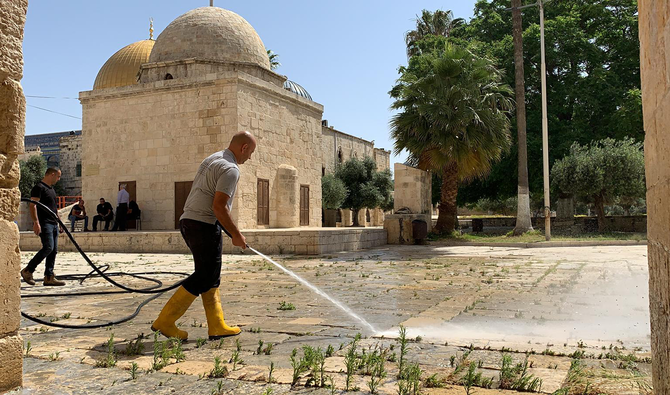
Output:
[639, 1, 670, 391]
[273, 164, 298, 228]
[341, 209, 353, 226]
[0, 0, 28, 391]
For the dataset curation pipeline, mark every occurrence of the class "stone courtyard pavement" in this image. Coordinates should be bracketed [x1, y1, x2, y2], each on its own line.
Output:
[15, 244, 652, 394]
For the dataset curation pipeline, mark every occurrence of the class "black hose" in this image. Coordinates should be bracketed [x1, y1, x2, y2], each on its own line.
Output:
[19, 198, 190, 329]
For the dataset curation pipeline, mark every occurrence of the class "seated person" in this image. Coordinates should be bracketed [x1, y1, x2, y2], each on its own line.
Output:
[68, 198, 89, 232]
[92, 197, 114, 231]
[128, 200, 141, 220]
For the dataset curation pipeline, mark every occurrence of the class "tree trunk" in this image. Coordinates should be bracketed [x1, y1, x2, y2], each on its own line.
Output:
[434, 164, 458, 233]
[511, 0, 533, 236]
[351, 209, 360, 227]
[593, 194, 607, 232]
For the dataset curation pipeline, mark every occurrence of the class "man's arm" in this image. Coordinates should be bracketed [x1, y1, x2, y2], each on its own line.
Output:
[30, 197, 40, 236]
[212, 191, 246, 249]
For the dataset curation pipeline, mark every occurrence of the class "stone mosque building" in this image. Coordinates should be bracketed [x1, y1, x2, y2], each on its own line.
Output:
[81, 6, 390, 230]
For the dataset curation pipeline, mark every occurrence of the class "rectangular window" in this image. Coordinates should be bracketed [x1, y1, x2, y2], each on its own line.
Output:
[76, 162, 82, 177]
[257, 178, 269, 225]
[300, 185, 309, 226]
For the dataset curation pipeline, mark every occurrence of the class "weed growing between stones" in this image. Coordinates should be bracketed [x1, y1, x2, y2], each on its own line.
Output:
[256, 340, 264, 355]
[151, 332, 186, 371]
[263, 342, 274, 355]
[211, 380, 225, 394]
[196, 338, 207, 348]
[278, 301, 296, 310]
[460, 361, 493, 394]
[24, 340, 32, 357]
[129, 362, 139, 380]
[95, 333, 117, 368]
[366, 351, 387, 394]
[208, 356, 229, 378]
[290, 348, 308, 387]
[124, 334, 145, 356]
[48, 351, 61, 361]
[229, 350, 243, 370]
[424, 373, 446, 388]
[268, 361, 275, 383]
[397, 363, 422, 395]
[498, 354, 542, 392]
[344, 334, 362, 391]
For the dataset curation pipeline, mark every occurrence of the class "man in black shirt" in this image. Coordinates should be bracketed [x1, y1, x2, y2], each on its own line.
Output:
[68, 198, 90, 232]
[20, 167, 66, 286]
[93, 198, 114, 231]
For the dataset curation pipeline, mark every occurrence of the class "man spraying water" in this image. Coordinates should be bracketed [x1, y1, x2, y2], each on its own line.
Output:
[152, 131, 256, 340]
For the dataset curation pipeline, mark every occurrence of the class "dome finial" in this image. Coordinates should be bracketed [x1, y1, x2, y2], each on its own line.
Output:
[149, 17, 154, 40]
[209, 0, 214, 6]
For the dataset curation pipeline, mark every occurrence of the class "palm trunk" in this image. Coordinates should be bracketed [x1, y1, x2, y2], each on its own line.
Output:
[594, 193, 607, 232]
[511, 0, 533, 236]
[434, 164, 458, 233]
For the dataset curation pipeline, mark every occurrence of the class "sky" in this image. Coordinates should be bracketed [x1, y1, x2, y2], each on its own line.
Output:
[22, 0, 478, 165]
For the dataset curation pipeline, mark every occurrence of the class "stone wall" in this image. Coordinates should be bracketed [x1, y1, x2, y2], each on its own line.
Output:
[19, 228, 387, 255]
[321, 125, 378, 173]
[393, 163, 431, 215]
[638, 1, 670, 390]
[373, 148, 391, 172]
[0, 0, 27, 391]
[58, 133, 81, 196]
[80, 68, 324, 230]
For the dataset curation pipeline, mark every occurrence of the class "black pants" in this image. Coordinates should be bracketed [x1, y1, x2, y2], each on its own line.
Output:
[180, 218, 222, 295]
[112, 203, 127, 231]
[93, 213, 113, 230]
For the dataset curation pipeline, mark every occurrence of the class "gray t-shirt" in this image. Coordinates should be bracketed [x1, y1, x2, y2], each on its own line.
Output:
[180, 149, 239, 224]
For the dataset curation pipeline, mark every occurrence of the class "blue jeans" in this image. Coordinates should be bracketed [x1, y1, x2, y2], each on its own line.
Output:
[26, 222, 59, 276]
[68, 215, 89, 231]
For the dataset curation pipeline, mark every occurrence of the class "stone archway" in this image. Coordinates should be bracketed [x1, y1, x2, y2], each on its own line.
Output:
[639, 0, 670, 391]
[0, 0, 28, 392]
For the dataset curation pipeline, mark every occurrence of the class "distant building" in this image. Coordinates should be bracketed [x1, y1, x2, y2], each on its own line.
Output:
[23, 130, 82, 195]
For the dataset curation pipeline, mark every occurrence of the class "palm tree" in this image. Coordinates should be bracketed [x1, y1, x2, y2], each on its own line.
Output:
[390, 43, 514, 233]
[405, 9, 464, 58]
[511, 0, 533, 235]
[267, 49, 280, 70]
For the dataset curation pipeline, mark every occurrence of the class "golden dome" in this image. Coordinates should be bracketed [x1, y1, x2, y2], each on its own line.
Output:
[93, 39, 155, 90]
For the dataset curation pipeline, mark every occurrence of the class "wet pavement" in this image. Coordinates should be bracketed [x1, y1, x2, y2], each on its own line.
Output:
[15, 244, 653, 394]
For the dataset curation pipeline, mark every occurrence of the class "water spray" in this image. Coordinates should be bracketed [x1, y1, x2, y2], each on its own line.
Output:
[246, 245, 377, 333]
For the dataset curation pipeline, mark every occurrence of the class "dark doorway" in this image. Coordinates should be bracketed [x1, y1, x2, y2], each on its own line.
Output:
[300, 185, 309, 226]
[174, 181, 193, 229]
[257, 179, 269, 225]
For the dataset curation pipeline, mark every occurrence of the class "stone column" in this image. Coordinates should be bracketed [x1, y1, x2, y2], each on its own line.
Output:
[273, 164, 298, 228]
[639, 1, 670, 391]
[0, 0, 28, 391]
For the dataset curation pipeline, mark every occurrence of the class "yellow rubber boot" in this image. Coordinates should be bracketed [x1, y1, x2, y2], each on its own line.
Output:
[202, 287, 241, 339]
[151, 286, 197, 340]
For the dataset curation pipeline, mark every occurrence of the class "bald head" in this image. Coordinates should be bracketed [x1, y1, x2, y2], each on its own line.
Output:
[228, 131, 257, 164]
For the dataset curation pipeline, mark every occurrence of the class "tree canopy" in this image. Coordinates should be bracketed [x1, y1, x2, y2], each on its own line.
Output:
[450, 0, 642, 204]
[334, 156, 393, 226]
[390, 40, 513, 232]
[551, 137, 645, 231]
[19, 155, 47, 198]
[321, 173, 347, 210]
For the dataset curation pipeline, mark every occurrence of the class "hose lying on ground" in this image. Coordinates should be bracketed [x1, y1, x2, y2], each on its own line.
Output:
[20, 198, 189, 329]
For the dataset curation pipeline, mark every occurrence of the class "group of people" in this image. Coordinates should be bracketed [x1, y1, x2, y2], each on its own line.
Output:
[67, 185, 141, 232]
[21, 131, 255, 341]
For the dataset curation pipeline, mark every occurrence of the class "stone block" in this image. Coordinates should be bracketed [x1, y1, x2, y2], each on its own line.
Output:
[0, 0, 27, 81]
[0, 79, 25, 155]
[0, 335, 22, 391]
[0, 154, 19, 188]
[0, 187, 20, 221]
[0, 220, 20, 337]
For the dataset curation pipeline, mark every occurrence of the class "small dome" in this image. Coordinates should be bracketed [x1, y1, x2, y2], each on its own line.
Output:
[93, 39, 155, 90]
[283, 80, 312, 101]
[149, 7, 270, 70]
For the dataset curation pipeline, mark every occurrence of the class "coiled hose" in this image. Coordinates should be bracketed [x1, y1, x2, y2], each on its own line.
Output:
[20, 198, 189, 329]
